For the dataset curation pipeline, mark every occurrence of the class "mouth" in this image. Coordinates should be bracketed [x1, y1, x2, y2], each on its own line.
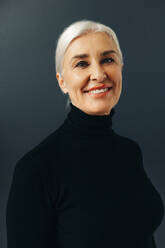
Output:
[84, 87, 113, 93]
[83, 87, 113, 98]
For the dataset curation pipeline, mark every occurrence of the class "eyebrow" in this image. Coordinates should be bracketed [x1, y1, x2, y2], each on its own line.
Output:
[70, 50, 118, 62]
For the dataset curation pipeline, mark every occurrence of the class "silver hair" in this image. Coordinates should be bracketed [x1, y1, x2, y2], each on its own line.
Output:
[55, 19, 124, 110]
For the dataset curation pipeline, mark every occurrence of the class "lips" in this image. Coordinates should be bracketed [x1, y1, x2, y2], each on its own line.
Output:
[84, 85, 113, 92]
[84, 86, 112, 93]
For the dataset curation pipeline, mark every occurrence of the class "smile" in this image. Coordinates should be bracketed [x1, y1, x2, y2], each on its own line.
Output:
[84, 87, 113, 97]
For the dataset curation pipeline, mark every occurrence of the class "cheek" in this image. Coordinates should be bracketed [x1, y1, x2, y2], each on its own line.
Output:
[64, 72, 78, 90]
[70, 72, 88, 90]
[111, 69, 122, 85]
[74, 70, 88, 80]
[111, 68, 121, 79]
[108, 70, 122, 95]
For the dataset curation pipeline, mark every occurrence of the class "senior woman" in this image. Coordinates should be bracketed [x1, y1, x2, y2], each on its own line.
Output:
[6, 20, 164, 248]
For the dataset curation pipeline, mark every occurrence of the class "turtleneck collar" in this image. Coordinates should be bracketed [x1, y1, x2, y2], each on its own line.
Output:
[64, 102, 115, 136]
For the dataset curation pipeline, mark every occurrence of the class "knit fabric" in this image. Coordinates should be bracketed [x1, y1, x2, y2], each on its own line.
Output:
[6, 102, 164, 248]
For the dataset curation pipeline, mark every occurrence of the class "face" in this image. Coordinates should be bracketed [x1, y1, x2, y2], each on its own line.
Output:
[56, 31, 123, 115]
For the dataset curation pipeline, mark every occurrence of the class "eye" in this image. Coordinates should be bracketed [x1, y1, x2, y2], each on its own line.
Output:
[75, 61, 89, 68]
[101, 57, 115, 64]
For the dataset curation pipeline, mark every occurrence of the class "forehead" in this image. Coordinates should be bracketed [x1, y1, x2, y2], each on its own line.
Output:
[64, 32, 118, 59]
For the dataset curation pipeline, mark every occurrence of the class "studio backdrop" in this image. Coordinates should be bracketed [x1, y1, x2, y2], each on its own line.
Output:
[0, 1, 165, 248]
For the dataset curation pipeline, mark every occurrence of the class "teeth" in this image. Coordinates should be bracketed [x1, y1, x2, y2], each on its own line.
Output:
[89, 87, 109, 94]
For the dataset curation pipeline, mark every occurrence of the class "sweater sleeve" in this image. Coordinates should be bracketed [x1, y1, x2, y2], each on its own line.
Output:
[6, 153, 57, 248]
[134, 142, 163, 247]
[151, 234, 157, 248]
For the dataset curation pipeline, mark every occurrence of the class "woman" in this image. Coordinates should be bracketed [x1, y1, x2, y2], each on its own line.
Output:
[6, 20, 164, 248]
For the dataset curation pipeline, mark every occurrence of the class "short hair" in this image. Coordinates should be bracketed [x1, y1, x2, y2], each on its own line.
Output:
[55, 19, 124, 110]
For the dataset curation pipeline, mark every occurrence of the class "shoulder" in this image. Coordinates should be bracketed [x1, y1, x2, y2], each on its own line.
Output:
[112, 133, 144, 171]
[113, 132, 142, 156]
[8, 126, 65, 210]
[13, 125, 64, 179]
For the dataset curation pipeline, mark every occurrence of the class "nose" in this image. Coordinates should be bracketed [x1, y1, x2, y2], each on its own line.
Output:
[90, 62, 107, 82]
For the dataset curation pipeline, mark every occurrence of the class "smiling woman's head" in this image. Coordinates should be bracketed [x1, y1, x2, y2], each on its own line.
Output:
[55, 19, 124, 115]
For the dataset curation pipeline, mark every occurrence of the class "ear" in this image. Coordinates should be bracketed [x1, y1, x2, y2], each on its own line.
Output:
[56, 72, 68, 94]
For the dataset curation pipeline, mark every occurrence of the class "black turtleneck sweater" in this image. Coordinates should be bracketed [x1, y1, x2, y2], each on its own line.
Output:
[6, 103, 164, 248]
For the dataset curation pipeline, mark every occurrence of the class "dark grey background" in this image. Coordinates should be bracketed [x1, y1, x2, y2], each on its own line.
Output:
[0, 0, 165, 247]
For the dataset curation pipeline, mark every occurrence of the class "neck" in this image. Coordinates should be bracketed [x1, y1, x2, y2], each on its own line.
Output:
[71, 103, 112, 116]
[64, 102, 115, 136]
